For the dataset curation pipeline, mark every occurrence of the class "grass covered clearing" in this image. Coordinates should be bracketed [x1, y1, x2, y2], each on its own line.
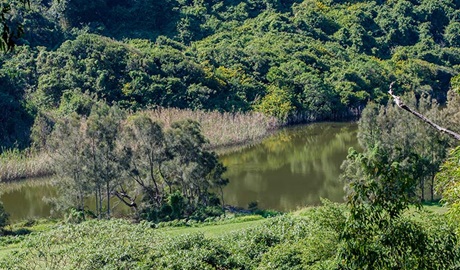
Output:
[0, 203, 453, 269]
[159, 216, 266, 238]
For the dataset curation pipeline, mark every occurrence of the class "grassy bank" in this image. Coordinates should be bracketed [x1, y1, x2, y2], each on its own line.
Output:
[0, 108, 279, 182]
[0, 203, 451, 269]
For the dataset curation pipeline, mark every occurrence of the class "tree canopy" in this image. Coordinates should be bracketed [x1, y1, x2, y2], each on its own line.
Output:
[2, 0, 460, 151]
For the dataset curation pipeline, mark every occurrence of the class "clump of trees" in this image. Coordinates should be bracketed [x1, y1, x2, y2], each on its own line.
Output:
[48, 101, 228, 222]
[351, 93, 450, 201]
[4, 0, 460, 151]
[339, 144, 458, 269]
[338, 87, 460, 268]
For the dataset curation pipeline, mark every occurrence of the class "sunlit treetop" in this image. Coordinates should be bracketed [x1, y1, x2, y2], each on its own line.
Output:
[0, 0, 29, 52]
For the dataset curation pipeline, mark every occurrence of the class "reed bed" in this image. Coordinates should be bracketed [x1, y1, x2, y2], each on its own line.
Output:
[146, 108, 280, 149]
[0, 149, 53, 182]
[1, 108, 279, 181]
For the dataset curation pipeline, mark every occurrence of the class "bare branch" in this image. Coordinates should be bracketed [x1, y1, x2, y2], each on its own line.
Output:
[388, 82, 460, 141]
[112, 190, 138, 210]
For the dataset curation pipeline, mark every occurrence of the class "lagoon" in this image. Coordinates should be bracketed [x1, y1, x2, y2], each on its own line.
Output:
[1, 122, 359, 221]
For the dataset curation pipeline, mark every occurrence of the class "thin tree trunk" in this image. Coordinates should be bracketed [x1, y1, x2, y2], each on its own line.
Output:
[106, 181, 110, 219]
[158, 163, 172, 194]
[420, 179, 425, 202]
[98, 186, 102, 219]
[95, 189, 99, 219]
[148, 153, 161, 205]
[220, 186, 225, 217]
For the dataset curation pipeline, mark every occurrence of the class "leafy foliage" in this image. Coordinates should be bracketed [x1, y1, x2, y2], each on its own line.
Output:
[339, 90, 460, 268]
[355, 94, 451, 201]
[0, 203, 457, 269]
[0, 0, 29, 52]
[48, 105, 228, 221]
[339, 210, 459, 269]
[436, 146, 460, 225]
[3, 0, 460, 150]
[0, 201, 9, 231]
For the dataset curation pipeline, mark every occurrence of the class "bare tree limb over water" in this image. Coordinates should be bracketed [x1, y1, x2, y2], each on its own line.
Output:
[388, 82, 460, 141]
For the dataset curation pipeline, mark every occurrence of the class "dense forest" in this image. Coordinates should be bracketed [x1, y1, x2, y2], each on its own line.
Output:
[2, 0, 460, 268]
[2, 0, 460, 150]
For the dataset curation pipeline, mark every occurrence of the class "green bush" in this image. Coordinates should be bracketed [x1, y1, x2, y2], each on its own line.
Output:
[258, 242, 304, 270]
[339, 211, 459, 269]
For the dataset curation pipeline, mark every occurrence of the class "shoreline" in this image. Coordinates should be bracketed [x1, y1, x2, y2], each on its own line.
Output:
[0, 116, 358, 182]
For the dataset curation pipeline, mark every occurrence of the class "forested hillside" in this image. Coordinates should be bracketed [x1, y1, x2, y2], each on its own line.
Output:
[2, 0, 460, 150]
[3, 1, 460, 268]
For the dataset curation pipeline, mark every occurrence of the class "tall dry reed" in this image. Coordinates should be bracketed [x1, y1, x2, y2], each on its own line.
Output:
[146, 108, 280, 149]
[0, 149, 53, 182]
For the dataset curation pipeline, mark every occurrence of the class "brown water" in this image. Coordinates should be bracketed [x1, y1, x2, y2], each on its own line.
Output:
[0, 122, 358, 221]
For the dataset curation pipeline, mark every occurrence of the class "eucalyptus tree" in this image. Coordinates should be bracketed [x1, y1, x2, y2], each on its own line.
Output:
[339, 114, 457, 269]
[116, 113, 168, 213]
[164, 120, 228, 209]
[338, 84, 460, 268]
[48, 113, 90, 213]
[84, 102, 124, 219]
[48, 101, 124, 219]
[116, 116, 228, 221]
[356, 93, 449, 201]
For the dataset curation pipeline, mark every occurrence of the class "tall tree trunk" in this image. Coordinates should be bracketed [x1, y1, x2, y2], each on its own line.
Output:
[98, 186, 102, 219]
[95, 189, 99, 219]
[106, 181, 110, 219]
[420, 179, 425, 202]
[219, 186, 225, 217]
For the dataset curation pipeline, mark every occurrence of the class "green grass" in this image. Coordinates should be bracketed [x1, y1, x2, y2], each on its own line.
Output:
[0, 204, 450, 263]
[0, 219, 59, 260]
[0, 244, 20, 260]
[0, 204, 456, 269]
[421, 201, 448, 215]
[159, 217, 266, 237]
[410, 202, 448, 214]
[0, 215, 268, 261]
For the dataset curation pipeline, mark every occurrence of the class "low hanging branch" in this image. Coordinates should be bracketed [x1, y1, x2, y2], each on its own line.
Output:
[388, 82, 460, 141]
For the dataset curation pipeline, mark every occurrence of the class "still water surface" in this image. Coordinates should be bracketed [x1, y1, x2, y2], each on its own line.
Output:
[221, 122, 359, 211]
[1, 122, 358, 221]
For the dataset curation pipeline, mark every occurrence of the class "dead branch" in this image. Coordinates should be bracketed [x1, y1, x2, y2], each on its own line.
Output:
[388, 82, 460, 141]
[112, 189, 138, 210]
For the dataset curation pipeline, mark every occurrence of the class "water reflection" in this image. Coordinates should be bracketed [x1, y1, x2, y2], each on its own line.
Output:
[0, 178, 132, 222]
[0, 179, 56, 221]
[220, 122, 359, 211]
[0, 122, 358, 221]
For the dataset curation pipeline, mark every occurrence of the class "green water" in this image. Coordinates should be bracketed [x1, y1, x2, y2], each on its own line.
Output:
[0, 122, 358, 221]
[220, 122, 359, 211]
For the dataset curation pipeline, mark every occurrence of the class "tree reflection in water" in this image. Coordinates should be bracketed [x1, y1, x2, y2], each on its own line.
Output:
[220, 122, 359, 211]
